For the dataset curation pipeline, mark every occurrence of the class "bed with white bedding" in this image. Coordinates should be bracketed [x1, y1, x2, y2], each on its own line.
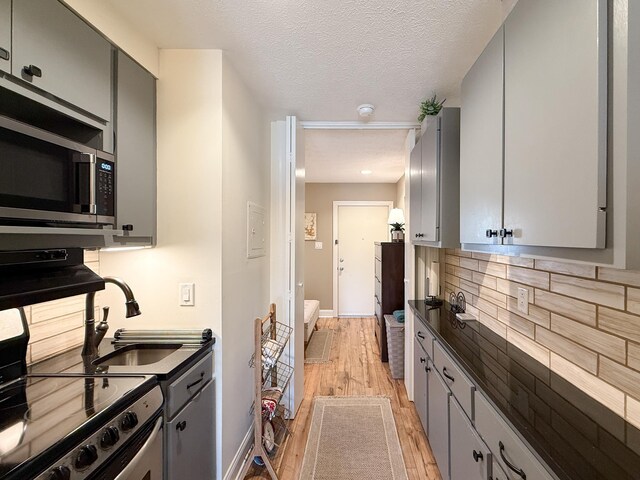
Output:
[304, 299, 320, 343]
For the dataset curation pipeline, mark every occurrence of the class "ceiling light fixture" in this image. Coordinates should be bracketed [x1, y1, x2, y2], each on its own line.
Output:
[357, 104, 375, 118]
[361, 169, 372, 175]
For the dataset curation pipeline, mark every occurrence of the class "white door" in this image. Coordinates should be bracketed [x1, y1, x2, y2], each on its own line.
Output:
[336, 203, 390, 316]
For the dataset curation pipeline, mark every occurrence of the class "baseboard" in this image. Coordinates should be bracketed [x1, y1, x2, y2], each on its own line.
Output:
[319, 309, 335, 317]
[338, 313, 374, 318]
[224, 425, 254, 480]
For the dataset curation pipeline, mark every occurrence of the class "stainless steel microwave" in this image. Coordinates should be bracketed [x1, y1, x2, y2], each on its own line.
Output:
[0, 115, 115, 227]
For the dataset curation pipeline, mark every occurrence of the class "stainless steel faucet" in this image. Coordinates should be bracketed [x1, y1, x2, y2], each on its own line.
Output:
[82, 277, 141, 357]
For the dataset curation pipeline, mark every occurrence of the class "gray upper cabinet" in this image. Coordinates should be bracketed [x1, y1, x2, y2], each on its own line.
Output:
[410, 108, 460, 248]
[0, 0, 10, 73]
[460, 27, 504, 245]
[114, 51, 157, 245]
[409, 136, 423, 242]
[460, 0, 607, 250]
[503, 0, 606, 248]
[11, 0, 112, 121]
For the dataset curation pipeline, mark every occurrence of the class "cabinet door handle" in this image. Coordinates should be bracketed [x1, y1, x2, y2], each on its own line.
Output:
[472, 450, 483, 462]
[23, 64, 42, 77]
[499, 441, 526, 479]
[417, 331, 425, 340]
[420, 357, 426, 364]
[176, 421, 187, 431]
[187, 372, 205, 389]
[499, 229, 513, 238]
[0, 48, 9, 61]
[442, 367, 455, 383]
[485, 229, 498, 238]
[425, 366, 431, 372]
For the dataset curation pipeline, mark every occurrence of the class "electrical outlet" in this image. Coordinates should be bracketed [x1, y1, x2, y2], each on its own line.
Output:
[179, 283, 195, 306]
[517, 287, 529, 315]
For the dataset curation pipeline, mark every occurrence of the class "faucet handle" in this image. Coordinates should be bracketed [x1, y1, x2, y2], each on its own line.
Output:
[102, 306, 109, 323]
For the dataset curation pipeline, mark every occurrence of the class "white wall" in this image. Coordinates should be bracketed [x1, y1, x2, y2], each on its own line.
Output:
[99, 50, 270, 479]
[62, 0, 159, 76]
[220, 53, 271, 474]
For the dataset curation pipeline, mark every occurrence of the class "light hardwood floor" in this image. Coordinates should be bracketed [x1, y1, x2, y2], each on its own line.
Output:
[245, 317, 442, 480]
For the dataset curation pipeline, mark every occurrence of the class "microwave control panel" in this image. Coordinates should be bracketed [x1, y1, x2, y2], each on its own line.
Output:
[97, 159, 115, 217]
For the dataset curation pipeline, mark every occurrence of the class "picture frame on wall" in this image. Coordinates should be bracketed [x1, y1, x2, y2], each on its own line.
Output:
[305, 213, 317, 240]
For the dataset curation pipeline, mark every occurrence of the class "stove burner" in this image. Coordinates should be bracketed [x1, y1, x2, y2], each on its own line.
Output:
[0, 375, 152, 480]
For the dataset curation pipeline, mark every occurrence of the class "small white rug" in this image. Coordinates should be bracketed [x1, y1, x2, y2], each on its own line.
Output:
[305, 330, 333, 364]
[300, 396, 409, 480]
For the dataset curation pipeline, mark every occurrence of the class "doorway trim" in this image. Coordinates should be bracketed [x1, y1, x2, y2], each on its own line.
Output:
[332, 200, 394, 317]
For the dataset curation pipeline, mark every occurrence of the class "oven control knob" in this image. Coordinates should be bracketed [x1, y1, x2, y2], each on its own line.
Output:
[74, 445, 98, 470]
[121, 411, 139, 431]
[100, 425, 120, 449]
[47, 466, 71, 480]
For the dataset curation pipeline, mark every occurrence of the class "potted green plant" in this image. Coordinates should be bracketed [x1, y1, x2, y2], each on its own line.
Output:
[418, 94, 446, 122]
[387, 208, 405, 242]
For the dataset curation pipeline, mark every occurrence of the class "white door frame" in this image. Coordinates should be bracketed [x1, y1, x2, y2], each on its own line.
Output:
[332, 200, 393, 317]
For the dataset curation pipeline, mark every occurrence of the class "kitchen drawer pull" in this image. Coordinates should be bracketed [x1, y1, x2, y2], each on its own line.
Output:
[23, 64, 42, 77]
[417, 331, 425, 340]
[187, 372, 205, 389]
[420, 357, 426, 364]
[499, 441, 526, 479]
[472, 450, 483, 462]
[176, 421, 187, 431]
[442, 367, 455, 383]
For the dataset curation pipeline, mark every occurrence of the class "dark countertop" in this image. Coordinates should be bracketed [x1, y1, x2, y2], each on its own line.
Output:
[29, 338, 214, 381]
[409, 300, 640, 480]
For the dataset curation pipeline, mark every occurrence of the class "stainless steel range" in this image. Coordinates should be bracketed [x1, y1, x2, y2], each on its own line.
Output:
[0, 308, 164, 480]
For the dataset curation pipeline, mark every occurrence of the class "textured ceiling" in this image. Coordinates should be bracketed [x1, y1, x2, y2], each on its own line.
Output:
[103, 0, 515, 122]
[102, 0, 515, 182]
[305, 129, 408, 183]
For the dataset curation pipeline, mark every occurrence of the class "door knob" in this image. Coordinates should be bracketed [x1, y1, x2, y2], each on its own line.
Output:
[339, 267, 344, 271]
[297, 282, 304, 288]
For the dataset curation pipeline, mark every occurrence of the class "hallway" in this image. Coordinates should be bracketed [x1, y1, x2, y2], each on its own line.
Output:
[270, 317, 441, 480]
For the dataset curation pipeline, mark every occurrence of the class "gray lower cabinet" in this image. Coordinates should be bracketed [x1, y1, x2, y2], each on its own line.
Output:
[449, 398, 490, 480]
[0, 0, 10, 73]
[490, 459, 509, 480]
[428, 361, 451, 480]
[114, 51, 157, 245]
[11, 0, 113, 121]
[413, 337, 429, 434]
[166, 379, 215, 480]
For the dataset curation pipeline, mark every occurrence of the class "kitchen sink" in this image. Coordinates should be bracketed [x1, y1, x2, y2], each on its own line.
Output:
[94, 344, 181, 366]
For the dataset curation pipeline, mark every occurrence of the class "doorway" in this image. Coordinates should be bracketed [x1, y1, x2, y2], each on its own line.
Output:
[333, 201, 392, 316]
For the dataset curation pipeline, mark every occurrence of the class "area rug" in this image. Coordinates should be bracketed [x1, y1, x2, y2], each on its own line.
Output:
[300, 396, 409, 480]
[304, 330, 334, 364]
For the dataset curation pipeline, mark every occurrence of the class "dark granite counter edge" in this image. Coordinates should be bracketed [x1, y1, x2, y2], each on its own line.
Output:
[409, 300, 567, 480]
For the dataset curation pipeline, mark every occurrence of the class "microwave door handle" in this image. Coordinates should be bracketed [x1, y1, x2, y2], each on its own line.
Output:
[114, 417, 163, 480]
[73, 153, 97, 214]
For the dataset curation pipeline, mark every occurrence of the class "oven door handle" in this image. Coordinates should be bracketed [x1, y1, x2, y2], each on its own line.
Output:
[114, 416, 163, 480]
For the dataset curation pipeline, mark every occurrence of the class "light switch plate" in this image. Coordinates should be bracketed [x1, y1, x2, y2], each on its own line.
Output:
[179, 283, 195, 306]
[315, 242, 323, 250]
[517, 287, 529, 315]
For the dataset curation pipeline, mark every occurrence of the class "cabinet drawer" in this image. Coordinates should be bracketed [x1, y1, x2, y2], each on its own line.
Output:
[415, 324, 434, 359]
[375, 243, 381, 260]
[375, 299, 381, 321]
[166, 352, 213, 418]
[433, 341, 475, 419]
[375, 257, 381, 279]
[475, 392, 555, 480]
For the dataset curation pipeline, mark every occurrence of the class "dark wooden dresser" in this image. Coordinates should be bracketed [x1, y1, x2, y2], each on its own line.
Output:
[374, 242, 405, 361]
